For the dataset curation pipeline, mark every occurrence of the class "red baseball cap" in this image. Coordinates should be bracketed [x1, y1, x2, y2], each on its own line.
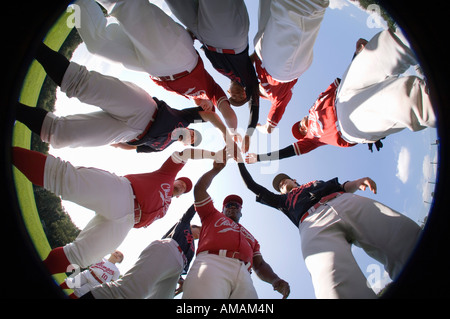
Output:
[291, 121, 304, 140]
[176, 177, 192, 194]
[223, 194, 243, 207]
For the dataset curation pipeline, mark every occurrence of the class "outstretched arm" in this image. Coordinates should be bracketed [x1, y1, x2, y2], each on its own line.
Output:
[252, 255, 290, 299]
[217, 99, 238, 131]
[245, 145, 297, 164]
[342, 177, 377, 194]
[172, 147, 226, 164]
[199, 110, 236, 147]
[194, 149, 227, 203]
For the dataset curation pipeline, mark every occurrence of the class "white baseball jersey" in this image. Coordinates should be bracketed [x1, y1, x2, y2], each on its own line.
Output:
[65, 258, 120, 297]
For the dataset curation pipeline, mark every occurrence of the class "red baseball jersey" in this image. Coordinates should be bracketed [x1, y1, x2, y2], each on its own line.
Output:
[194, 196, 261, 267]
[151, 55, 228, 109]
[254, 55, 297, 127]
[292, 78, 356, 155]
[125, 153, 186, 228]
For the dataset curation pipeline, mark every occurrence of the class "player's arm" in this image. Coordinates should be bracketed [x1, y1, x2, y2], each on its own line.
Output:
[245, 145, 297, 164]
[172, 147, 224, 163]
[193, 149, 227, 203]
[198, 110, 237, 147]
[111, 143, 138, 151]
[216, 98, 238, 131]
[246, 137, 322, 164]
[242, 100, 260, 153]
[252, 254, 290, 299]
[342, 177, 377, 194]
[237, 162, 283, 209]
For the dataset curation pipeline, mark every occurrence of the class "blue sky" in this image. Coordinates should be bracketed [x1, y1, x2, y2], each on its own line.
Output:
[51, 0, 438, 298]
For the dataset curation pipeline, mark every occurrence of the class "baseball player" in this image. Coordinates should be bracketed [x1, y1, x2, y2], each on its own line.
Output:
[237, 160, 422, 298]
[164, 0, 260, 151]
[246, 28, 436, 164]
[73, 0, 238, 132]
[12, 146, 219, 275]
[60, 250, 123, 299]
[16, 42, 235, 153]
[252, 0, 329, 133]
[182, 154, 290, 299]
[79, 205, 201, 299]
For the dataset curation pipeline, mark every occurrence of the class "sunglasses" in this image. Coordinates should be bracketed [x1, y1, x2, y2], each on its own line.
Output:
[224, 202, 242, 209]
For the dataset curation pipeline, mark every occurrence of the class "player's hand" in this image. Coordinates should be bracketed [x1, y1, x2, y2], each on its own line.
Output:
[174, 277, 184, 296]
[213, 147, 228, 164]
[357, 177, 377, 194]
[225, 142, 244, 163]
[230, 131, 242, 144]
[344, 177, 377, 194]
[194, 98, 214, 111]
[245, 153, 257, 164]
[272, 278, 290, 299]
[256, 122, 274, 134]
[242, 134, 251, 153]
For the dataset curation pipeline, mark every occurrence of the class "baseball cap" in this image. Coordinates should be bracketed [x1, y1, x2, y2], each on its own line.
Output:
[223, 194, 243, 207]
[291, 121, 304, 140]
[272, 173, 292, 192]
[176, 177, 192, 194]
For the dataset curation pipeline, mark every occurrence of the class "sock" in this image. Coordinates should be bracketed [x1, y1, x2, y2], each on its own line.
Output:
[60, 281, 69, 290]
[43, 247, 71, 275]
[12, 147, 46, 187]
[35, 42, 70, 87]
[15, 102, 48, 135]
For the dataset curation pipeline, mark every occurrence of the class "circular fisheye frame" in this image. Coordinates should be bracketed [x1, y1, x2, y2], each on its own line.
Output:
[1, 0, 449, 300]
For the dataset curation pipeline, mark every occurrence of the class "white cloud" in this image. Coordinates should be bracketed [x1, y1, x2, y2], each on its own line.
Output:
[396, 147, 410, 183]
[329, 0, 350, 10]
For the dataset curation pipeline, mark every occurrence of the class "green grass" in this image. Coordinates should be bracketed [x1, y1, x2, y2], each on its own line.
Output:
[12, 11, 74, 286]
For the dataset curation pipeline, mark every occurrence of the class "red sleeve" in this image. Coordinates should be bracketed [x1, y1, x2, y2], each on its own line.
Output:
[157, 154, 186, 177]
[255, 56, 297, 128]
[292, 138, 325, 155]
[204, 70, 229, 108]
[266, 87, 293, 127]
[253, 240, 261, 258]
[194, 195, 216, 222]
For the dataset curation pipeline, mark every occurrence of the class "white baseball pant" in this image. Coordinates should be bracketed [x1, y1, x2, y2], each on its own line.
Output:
[40, 61, 156, 148]
[254, 0, 329, 82]
[91, 239, 185, 299]
[65, 269, 101, 297]
[299, 193, 421, 299]
[164, 0, 249, 54]
[43, 154, 135, 268]
[75, 0, 198, 76]
[182, 253, 258, 299]
[336, 29, 436, 143]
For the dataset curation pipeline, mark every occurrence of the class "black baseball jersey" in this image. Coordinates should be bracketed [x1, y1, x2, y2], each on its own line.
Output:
[202, 45, 260, 135]
[127, 97, 205, 153]
[238, 163, 345, 226]
[161, 205, 196, 274]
